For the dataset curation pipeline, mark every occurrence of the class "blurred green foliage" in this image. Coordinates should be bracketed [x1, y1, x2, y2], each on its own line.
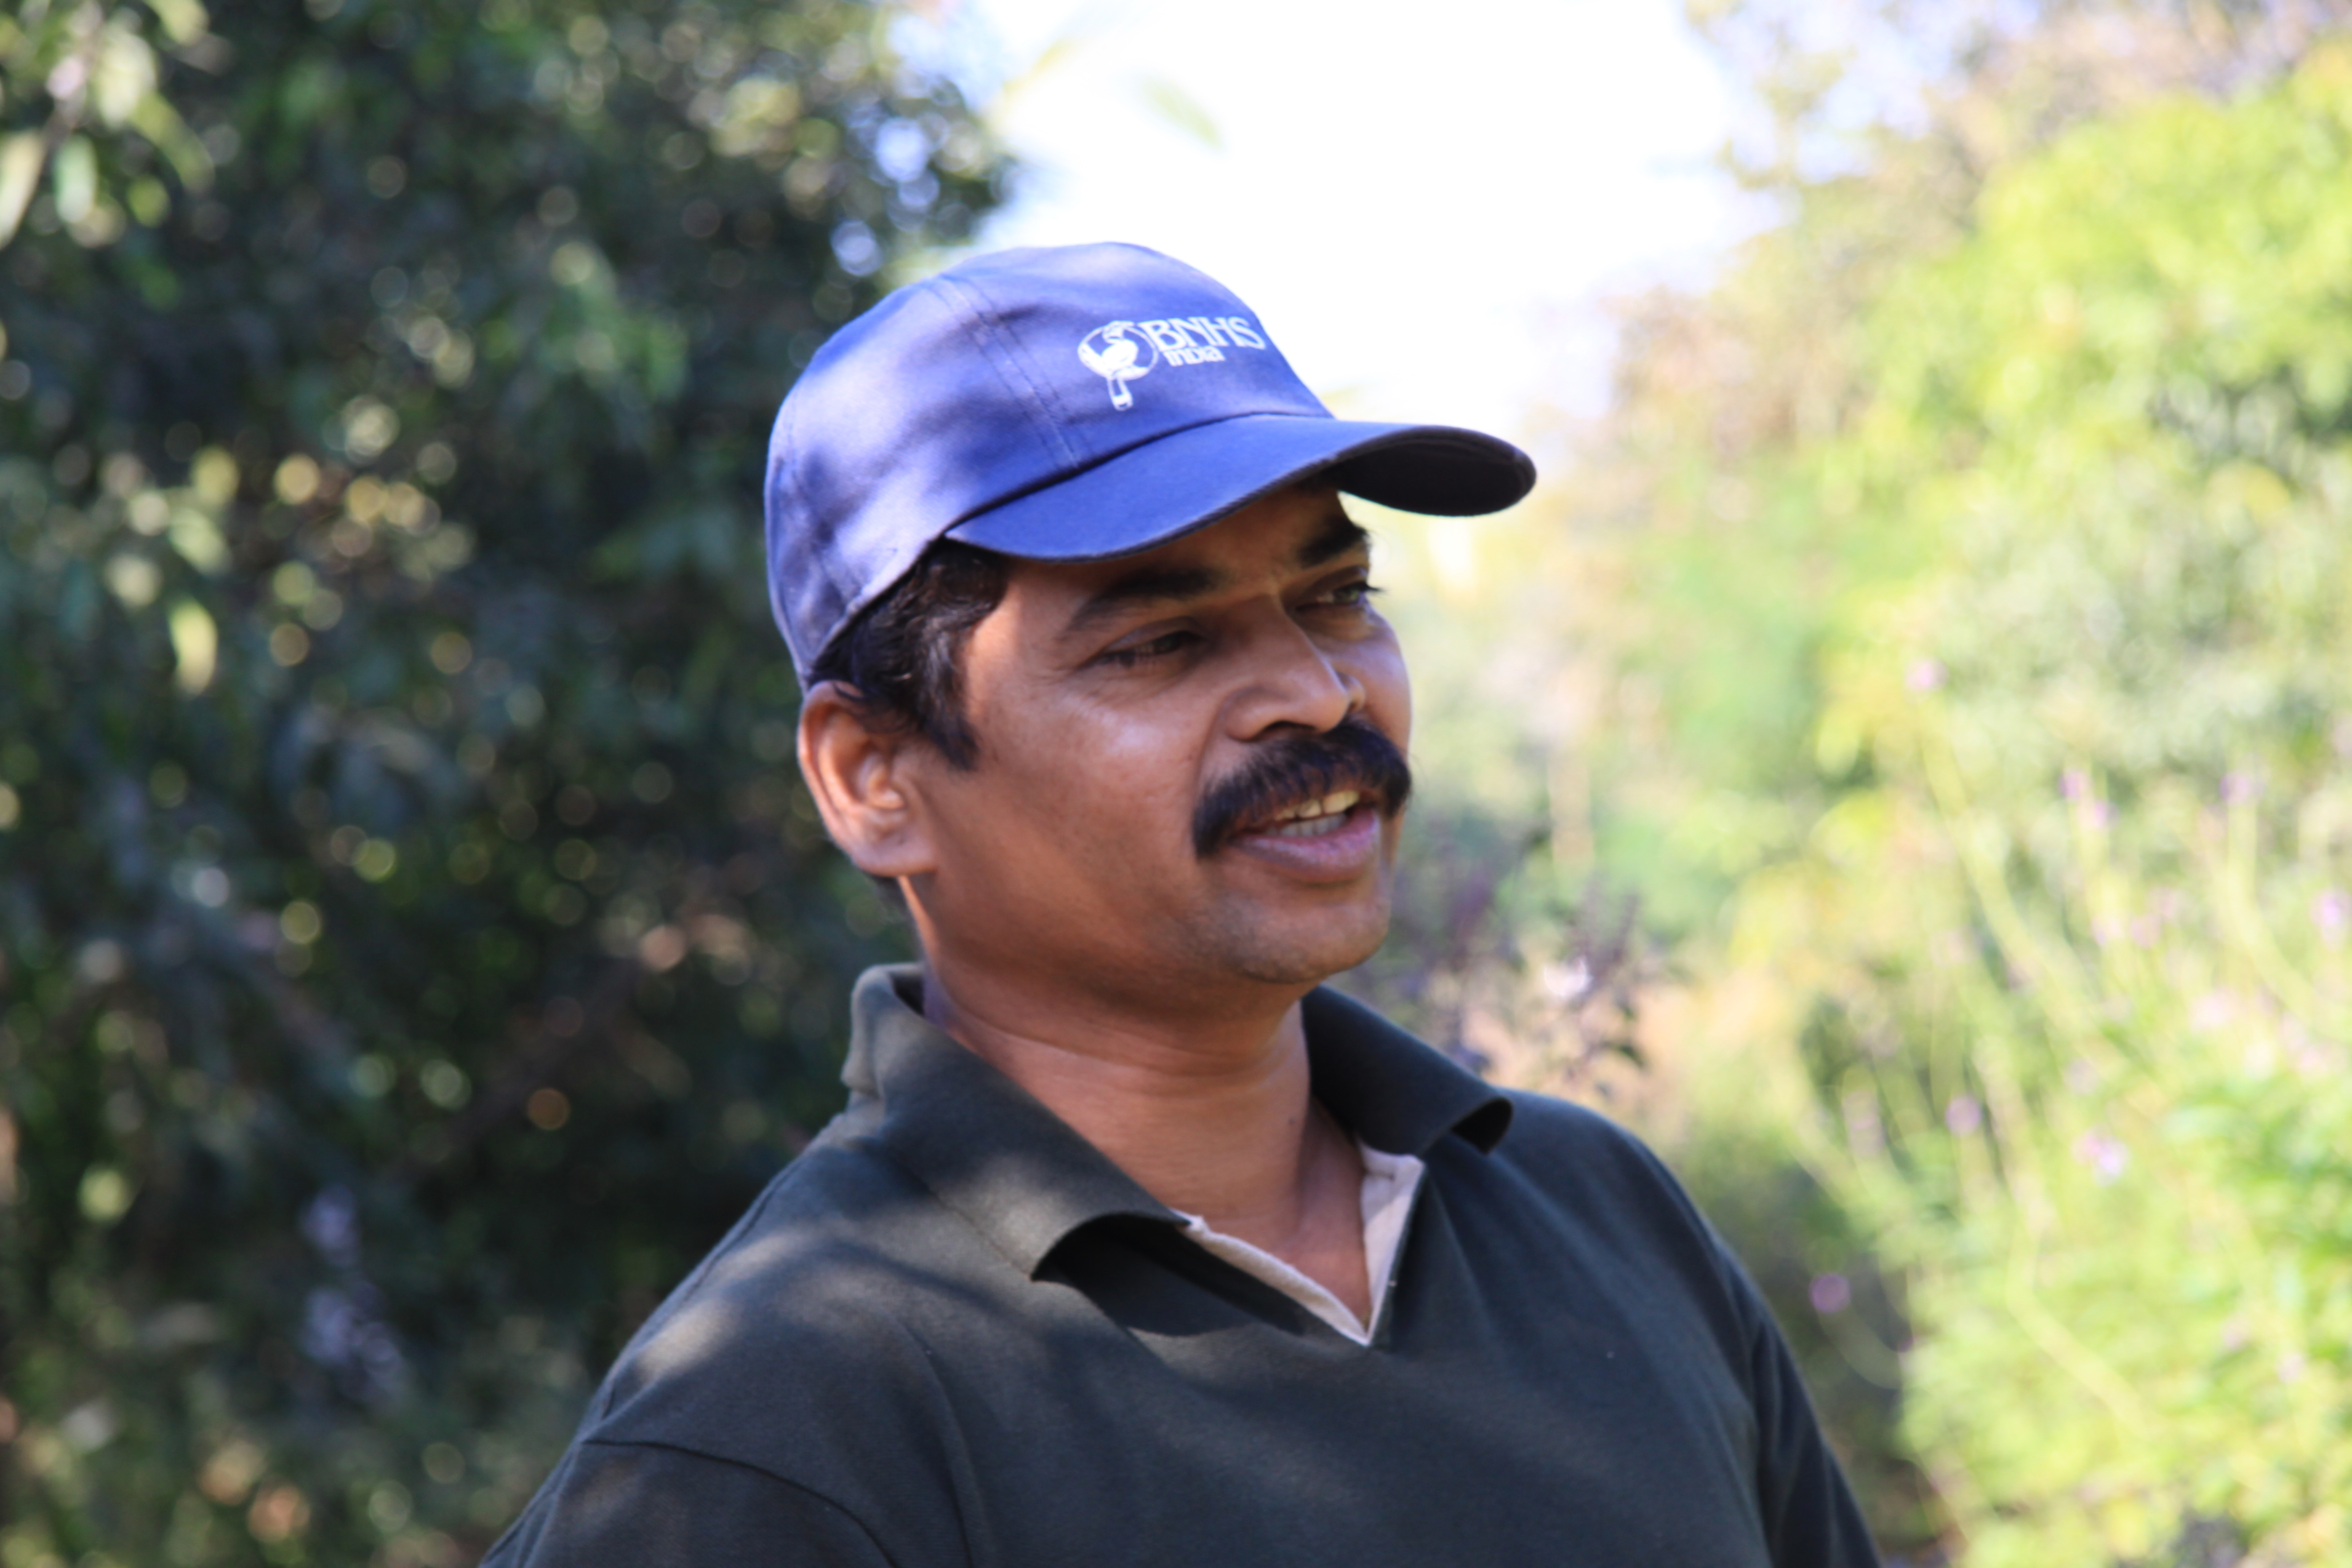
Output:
[1749, 50, 2352, 1562]
[1482, 3, 2352, 1561]
[0, 2, 997, 1563]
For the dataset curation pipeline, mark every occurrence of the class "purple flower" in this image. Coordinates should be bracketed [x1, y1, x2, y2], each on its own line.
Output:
[2314, 890, 2349, 944]
[2073, 1129, 2128, 1183]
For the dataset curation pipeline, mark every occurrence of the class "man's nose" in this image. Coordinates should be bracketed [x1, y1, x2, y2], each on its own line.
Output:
[1223, 612, 1364, 739]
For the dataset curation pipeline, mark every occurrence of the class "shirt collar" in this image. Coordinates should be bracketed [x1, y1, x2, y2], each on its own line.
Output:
[840, 965, 1514, 1278]
[1297, 984, 1514, 1157]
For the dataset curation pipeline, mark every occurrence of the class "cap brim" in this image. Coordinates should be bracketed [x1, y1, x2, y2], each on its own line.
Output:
[943, 413, 1535, 562]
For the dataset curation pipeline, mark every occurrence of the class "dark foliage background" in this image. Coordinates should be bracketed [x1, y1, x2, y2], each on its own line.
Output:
[0, 2, 999, 1562]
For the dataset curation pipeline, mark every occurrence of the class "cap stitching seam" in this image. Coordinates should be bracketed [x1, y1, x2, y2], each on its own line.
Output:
[932, 271, 1084, 470]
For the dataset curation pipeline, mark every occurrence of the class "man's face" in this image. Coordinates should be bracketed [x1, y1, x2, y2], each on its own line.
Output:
[899, 484, 1413, 1010]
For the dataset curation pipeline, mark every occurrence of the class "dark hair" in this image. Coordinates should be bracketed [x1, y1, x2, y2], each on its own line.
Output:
[808, 539, 1010, 769]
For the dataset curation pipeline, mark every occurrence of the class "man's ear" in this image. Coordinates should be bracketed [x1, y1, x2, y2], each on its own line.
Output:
[796, 682, 938, 882]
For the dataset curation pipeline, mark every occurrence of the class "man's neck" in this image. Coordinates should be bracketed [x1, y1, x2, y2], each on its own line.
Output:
[919, 964, 1371, 1320]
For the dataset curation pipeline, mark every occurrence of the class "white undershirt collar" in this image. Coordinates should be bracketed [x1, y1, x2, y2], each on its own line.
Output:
[1167, 1141, 1425, 1346]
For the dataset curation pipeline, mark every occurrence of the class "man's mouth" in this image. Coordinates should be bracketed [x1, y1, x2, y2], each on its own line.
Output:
[1191, 716, 1412, 859]
[1251, 789, 1366, 839]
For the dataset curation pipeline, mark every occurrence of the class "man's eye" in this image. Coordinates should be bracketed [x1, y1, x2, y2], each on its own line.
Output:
[1316, 580, 1380, 609]
[1099, 630, 1195, 667]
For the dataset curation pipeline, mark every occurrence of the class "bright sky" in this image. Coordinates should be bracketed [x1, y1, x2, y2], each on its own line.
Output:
[930, 0, 1759, 450]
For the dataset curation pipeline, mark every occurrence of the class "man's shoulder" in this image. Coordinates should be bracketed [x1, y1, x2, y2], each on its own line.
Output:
[1485, 1083, 1681, 1181]
[576, 1121, 989, 1462]
[1465, 1086, 1745, 1293]
[486, 1120, 1030, 1564]
[1499, 1084, 1670, 1154]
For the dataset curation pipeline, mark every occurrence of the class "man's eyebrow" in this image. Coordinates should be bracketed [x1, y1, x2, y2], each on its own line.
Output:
[1294, 512, 1370, 569]
[1063, 561, 1231, 639]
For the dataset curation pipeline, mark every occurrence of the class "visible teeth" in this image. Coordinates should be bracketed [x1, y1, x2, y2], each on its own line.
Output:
[1271, 789, 1362, 825]
[1268, 811, 1353, 839]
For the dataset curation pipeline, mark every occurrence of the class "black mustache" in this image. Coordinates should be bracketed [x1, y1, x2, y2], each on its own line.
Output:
[1192, 719, 1413, 857]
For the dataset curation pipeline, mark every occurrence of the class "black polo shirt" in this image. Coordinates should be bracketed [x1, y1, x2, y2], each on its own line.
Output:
[486, 967, 1878, 1567]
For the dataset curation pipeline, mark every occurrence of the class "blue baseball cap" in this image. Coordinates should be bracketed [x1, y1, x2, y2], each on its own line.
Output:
[765, 241, 1536, 684]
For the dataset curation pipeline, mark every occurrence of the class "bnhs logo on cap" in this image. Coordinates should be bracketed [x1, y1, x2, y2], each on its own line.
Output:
[1077, 315, 1269, 410]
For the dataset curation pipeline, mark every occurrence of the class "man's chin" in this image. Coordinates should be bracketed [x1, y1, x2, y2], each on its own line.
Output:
[1229, 948, 1381, 989]
[1208, 901, 1392, 990]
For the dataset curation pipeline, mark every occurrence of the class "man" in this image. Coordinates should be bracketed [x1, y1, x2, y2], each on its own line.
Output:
[486, 243, 1878, 1566]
